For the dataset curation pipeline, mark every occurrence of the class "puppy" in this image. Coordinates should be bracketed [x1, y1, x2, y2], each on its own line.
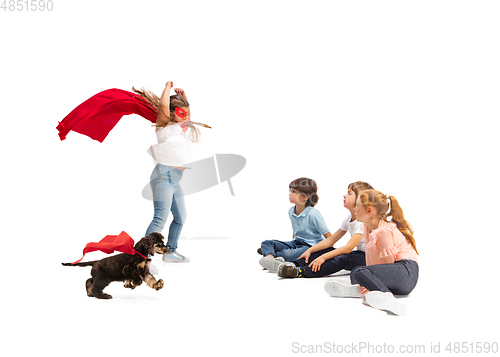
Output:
[62, 232, 168, 299]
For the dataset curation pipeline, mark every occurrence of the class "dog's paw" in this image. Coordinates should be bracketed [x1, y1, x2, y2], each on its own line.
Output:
[154, 279, 164, 290]
[124, 281, 136, 289]
[96, 293, 113, 299]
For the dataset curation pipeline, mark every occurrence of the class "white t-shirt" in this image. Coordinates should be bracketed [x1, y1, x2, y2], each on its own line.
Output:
[339, 213, 365, 251]
[147, 124, 191, 167]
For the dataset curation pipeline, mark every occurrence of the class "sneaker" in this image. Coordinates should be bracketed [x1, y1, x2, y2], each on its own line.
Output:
[257, 248, 263, 255]
[162, 251, 190, 263]
[149, 264, 159, 275]
[277, 264, 303, 278]
[259, 256, 285, 271]
[259, 256, 277, 269]
[266, 257, 290, 273]
[364, 291, 406, 316]
[324, 281, 363, 298]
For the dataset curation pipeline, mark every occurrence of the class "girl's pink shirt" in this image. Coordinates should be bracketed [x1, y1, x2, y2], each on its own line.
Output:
[363, 220, 418, 265]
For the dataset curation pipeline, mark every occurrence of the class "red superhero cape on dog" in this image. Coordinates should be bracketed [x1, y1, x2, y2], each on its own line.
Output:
[57, 88, 157, 142]
[72, 231, 148, 264]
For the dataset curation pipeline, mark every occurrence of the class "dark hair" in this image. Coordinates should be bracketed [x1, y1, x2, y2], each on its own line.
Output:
[289, 177, 319, 207]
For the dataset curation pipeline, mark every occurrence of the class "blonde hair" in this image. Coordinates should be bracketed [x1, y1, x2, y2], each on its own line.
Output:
[132, 86, 211, 143]
[359, 189, 418, 254]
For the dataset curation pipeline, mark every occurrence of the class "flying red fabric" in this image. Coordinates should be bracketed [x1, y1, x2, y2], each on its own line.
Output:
[57, 88, 157, 142]
[72, 231, 148, 264]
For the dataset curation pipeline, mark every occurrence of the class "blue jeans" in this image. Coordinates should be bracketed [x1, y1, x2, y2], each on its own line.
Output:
[145, 164, 187, 252]
[294, 247, 366, 278]
[350, 259, 419, 295]
[260, 239, 310, 262]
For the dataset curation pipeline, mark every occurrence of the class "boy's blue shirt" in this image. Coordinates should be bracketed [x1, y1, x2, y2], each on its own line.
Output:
[288, 206, 330, 246]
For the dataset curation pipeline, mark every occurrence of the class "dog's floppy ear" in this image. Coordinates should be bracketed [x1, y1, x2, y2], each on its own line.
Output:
[135, 237, 154, 256]
[147, 232, 165, 243]
[143, 237, 154, 255]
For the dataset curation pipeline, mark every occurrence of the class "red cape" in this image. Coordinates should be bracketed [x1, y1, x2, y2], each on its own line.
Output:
[72, 231, 147, 264]
[57, 88, 157, 142]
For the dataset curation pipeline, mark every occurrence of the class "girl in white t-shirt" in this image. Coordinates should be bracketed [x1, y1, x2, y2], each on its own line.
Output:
[278, 181, 373, 278]
[134, 81, 210, 266]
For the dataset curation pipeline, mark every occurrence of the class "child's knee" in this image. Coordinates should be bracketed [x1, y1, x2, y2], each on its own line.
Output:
[350, 266, 368, 284]
[173, 212, 187, 224]
[260, 239, 276, 248]
[260, 240, 275, 256]
[280, 248, 303, 262]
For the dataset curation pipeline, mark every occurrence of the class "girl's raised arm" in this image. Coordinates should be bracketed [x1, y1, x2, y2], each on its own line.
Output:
[157, 81, 173, 126]
[174, 87, 187, 100]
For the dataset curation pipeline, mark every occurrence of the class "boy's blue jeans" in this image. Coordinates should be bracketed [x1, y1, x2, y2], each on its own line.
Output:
[145, 164, 186, 252]
[261, 239, 310, 261]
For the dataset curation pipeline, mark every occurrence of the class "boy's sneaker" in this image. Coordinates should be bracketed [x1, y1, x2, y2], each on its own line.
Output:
[266, 257, 292, 273]
[259, 256, 286, 272]
[324, 281, 363, 298]
[259, 256, 278, 270]
[162, 251, 190, 263]
[364, 291, 406, 316]
[257, 248, 263, 255]
[277, 264, 304, 278]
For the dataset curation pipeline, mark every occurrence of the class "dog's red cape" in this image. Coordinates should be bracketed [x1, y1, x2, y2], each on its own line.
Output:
[57, 88, 157, 142]
[72, 231, 148, 264]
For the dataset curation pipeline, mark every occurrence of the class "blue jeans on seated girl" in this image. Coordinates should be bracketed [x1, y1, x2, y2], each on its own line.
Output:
[350, 259, 419, 295]
[145, 164, 186, 252]
[294, 247, 366, 278]
[260, 239, 310, 262]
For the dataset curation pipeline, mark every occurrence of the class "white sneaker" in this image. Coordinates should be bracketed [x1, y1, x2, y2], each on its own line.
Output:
[162, 251, 190, 263]
[149, 264, 159, 275]
[259, 256, 280, 270]
[267, 257, 288, 273]
[259, 256, 289, 273]
[324, 281, 363, 298]
[364, 291, 406, 316]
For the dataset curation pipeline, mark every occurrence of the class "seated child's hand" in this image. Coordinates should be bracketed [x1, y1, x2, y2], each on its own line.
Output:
[298, 249, 311, 263]
[309, 256, 326, 272]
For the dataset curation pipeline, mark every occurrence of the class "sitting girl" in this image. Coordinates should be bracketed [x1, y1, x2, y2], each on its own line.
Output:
[259, 177, 331, 273]
[278, 181, 373, 278]
[324, 190, 419, 316]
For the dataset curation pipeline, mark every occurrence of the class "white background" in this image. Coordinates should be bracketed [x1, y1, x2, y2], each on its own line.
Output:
[1, 1, 499, 356]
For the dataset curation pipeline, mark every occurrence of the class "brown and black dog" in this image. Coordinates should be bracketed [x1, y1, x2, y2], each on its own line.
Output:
[62, 232, 168, 299]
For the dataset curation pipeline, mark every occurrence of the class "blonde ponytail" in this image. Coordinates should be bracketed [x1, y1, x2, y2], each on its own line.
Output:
[388, 196, 418, 255]
[359, 190, 418, 255]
